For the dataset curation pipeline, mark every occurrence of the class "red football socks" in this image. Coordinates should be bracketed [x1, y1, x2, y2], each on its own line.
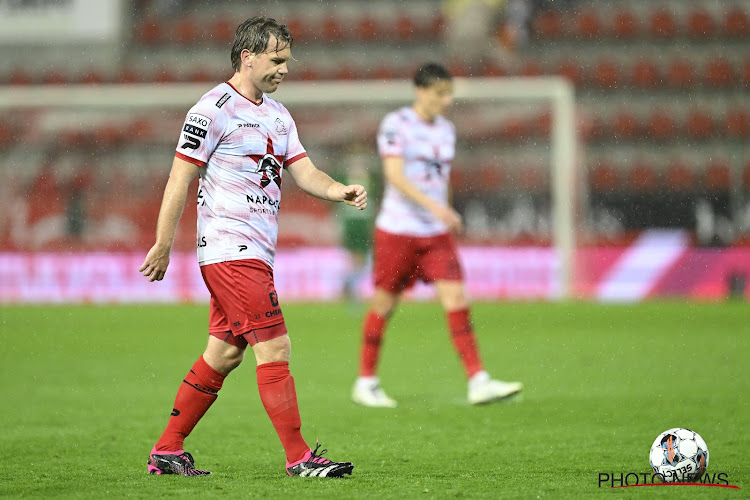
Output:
[256, 361, 309, 464]
[359, 311, 387, 377]
[447, 309, 484, 378]
[155, 355, 226, 452]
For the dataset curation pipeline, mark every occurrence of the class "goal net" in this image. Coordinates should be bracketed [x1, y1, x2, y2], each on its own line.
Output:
[0, 77, 577, 302]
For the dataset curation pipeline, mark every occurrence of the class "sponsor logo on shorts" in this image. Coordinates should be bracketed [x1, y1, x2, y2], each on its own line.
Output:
[171, 408, 180, 416]
[269, 292, 279, 307]
[265, 308, 282, 318]
[233, 321, 241, 327]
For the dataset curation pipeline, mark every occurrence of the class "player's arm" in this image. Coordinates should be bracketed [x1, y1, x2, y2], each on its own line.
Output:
[382, 156, 463, 234]
[139, 156, 200, 282]
[286, 156, 367, 210]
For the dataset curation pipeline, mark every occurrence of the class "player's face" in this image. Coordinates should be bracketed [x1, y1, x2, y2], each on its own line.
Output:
[250, 35, 291, 94]
[417, 79, 454, 118]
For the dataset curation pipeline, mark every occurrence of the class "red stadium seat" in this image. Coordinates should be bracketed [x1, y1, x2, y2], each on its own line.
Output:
[742, 58, 750, 86]
[703, 160, 731, 191]
[744, 163, 750, 189]
[356, 15, 379, 41]
[517, 164, 546, 191]
[322, 17, 342, 42]
[589, 162, 619, 192]
[612, 111, 640, 139]
[580, 114, 607, 142]
[687, 8, 716, 38]
[187, 68, 213, 83]
[135, 17, 162, 45]
[574, 9, 601, 39]
[79, 69, 105, 84]
[685, 110, 715, 139]
[724, 7, 750, 38]
[519, 60, 543, 77]
[429, 12, 446, 38]
[533, 10, 563, 39]
[477, 164, 506, 192]
[649, 9, 677, 38]
[117, 67, 142, 84]
[447, 60, 470, 78]
[592, 60, 620, 89]
[630, 59, 661, 88]
[395, 14, 418, 40]
[173, 17, 200, 45]
[533, 111, 552, 137]
[482, 60, 508, 77]
[665, 161, 696, 191]
[556, 59, 583, 86]
[646, 110, 677, 141]
[94, 125, 122, 148]
[612, 9, 638, 39]
[153, 67, 177, 84]
[666, 58, 696, 88]
[627, 161, 659, 191]
[372, 64, 397, 80]
[704, 57, 734, 88]
[42, 70, 68, 85]
[209, 17, 235, 45]
[500, 117, 529, 142]
[726, 109, 750, 138]
[9, 68, 33, 85]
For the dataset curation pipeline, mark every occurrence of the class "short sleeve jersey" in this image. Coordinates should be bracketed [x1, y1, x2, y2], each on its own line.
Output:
[175, 82, 307, 268]
[375, 107, 455, 237]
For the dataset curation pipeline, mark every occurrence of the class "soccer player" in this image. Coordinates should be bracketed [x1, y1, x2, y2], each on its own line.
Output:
[139, 17, 365, 477]
[351, 63, 523, 408]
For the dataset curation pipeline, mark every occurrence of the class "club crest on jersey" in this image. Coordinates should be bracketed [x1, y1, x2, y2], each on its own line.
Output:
[275, 118, 287, 135]
[256, 154, 282, 188]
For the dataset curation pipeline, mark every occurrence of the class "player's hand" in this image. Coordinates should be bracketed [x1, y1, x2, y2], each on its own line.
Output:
[139, 244, 171, 282]
[331, 183, 367, 210]
[432, 205, 464, 235]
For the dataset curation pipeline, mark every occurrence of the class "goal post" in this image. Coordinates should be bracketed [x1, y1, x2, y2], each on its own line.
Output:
[0, 77, 577, 298]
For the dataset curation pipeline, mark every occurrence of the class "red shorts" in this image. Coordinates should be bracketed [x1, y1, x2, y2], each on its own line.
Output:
[200, 259, 287, 349]
[373, 228, 463, 293]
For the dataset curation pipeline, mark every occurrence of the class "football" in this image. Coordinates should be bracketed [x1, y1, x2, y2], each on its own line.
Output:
[649, 428, 709, 482]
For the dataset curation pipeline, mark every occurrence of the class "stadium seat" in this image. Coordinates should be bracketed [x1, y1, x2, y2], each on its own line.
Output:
[187, 68, 213, 83]
[356, 15, 379, 41]
[556, 59, 583, 86]
[482, 60, 508, 77]
[724, 7, 750, 38]
[395, 14, 418, 40]
[592, 60, 620, 89]
[649, 9, 677, 38]
[612, 9, 638, 39]
[630, 58, 661, 88]
[209, 17, 235, 45]
[476, 164, 506, 192]
[612, 111, 640, 139]
[685, 110, 715, 139]
[704, 57, 734, 88]
[135, 17, 161, 45]
[117, 67, 142, 84]
[517, 164, 546, 191]
[687, 8, 716, 38]
[665, 161, 696, 191]
[79, 69, 105, 84]
[173, 17, 200, 45]
[8, 68, 33, 85]
[519, 60, 543, 78]
[666, 58, 696, 89]
[627, 161, 659, 191]
[744, 163, 750, 189]
[574, 9, 601, 39]
[533, 9, 563, 39]
[580, 114, 607, 142]
[153, 67, 177, 83]
[428, 12, 446, 38]
[500, 117, 529, 142]
[322, 17, 343, 42]
[726, 109, 750, 138]
[42, 70, 69, 85]
[646, 110, 677, 141]
[742, 58, 750, 86]
[703, 160, 731, 191]
[589, 162, 619, 192]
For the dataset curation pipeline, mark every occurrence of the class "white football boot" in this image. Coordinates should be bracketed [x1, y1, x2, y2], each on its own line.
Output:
[468, 371, 523, 405]
[351, 376, 397, 408]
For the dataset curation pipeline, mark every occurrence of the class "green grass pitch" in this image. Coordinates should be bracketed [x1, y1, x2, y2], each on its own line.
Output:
[1, 302, 747, 498]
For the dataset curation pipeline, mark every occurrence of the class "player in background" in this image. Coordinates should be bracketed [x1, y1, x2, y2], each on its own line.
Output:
[352, 63, 523, 407]
[139, 17, 365, 477]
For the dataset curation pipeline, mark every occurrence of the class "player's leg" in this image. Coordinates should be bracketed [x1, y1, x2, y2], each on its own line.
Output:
[434, 279, 523, 404]
[353, 229, 415, 407]
[148, 330, 246, 476]
[352, 286, 400, 407]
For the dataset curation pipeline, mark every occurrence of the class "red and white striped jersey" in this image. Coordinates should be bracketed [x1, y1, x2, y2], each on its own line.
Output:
[175, 82, 307, 268]
[375, 106, 455, 236]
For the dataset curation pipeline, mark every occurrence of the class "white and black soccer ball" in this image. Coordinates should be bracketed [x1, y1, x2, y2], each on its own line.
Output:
[649, 428, 709, 483]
